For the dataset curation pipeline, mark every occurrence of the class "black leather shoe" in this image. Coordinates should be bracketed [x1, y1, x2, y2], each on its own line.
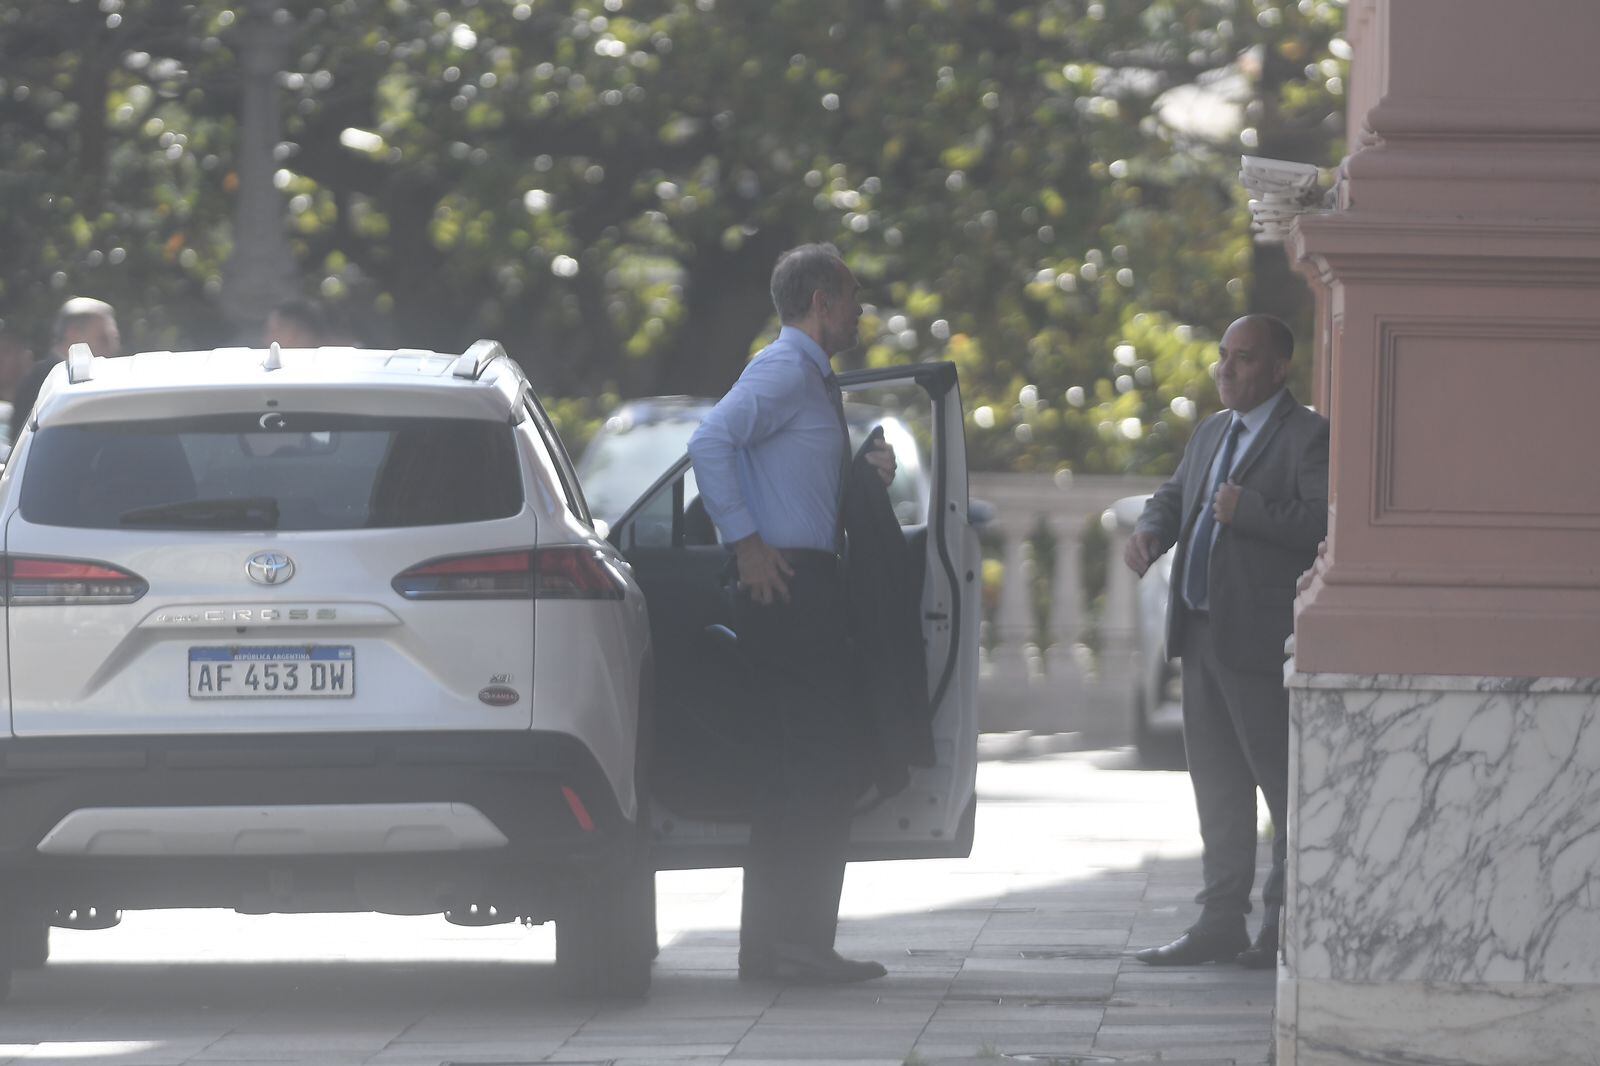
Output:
[1236, 921, 1279, 970]
[742, 943, 886, 983]
[1134, 928, 1249, 966]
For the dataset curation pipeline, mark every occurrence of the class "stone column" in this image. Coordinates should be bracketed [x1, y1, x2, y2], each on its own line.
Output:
[1279, 2, 1600, 1063]
[219, 0, 297, 339]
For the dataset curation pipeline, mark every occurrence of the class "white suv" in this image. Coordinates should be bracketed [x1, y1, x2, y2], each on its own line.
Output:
[0, 344, 981, 1000]
[0, 342, 655, 996]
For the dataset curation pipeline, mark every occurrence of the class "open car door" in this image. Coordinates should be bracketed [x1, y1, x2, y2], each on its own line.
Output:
[608, 362, 978, 869]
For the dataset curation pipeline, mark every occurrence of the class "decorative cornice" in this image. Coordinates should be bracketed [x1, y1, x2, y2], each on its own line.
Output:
[1344, 141, 1600, 184]
[1290, 213, 1600, 285]
[1363, 98, 1600, 142]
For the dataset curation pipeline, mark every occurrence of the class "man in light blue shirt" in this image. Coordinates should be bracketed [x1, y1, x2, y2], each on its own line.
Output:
[688, 243, 894, 984]
[690, 255, 893, 603]
[688, 326, 848, 565]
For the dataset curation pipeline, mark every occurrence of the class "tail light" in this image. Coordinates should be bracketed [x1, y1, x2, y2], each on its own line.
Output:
[534, 546, 626, 600]
[5, 556, 148, 605]
[392, 547, 624, 601]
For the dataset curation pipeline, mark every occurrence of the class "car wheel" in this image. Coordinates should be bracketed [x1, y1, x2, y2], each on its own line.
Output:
[0, 913, 26, 1001]
[557, 702, 656, 998]
[554, 854, 656, 999]
[1133, 685, 1185, 770]
[632, 677, 660, 961]
[1132, 683, 1155, 759]
[5, 911, 49, 969]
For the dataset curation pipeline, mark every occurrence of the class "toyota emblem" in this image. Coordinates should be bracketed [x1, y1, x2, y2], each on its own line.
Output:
[245, 551, 295, 586]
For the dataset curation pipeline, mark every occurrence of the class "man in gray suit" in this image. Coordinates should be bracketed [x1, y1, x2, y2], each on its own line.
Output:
[1124, 314, 1329, 969]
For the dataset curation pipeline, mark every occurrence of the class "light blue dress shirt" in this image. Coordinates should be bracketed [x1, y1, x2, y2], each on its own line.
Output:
[1182, 387, 1287, 609]
[687, 326, 845, 551]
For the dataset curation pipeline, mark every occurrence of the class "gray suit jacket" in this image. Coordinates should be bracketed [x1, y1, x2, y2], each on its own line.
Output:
[1136, 391, 1329, 674]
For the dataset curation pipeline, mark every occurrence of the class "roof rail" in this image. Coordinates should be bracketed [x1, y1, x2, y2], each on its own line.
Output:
[66, 342, 95, 384]
[449, 339, 506, 380]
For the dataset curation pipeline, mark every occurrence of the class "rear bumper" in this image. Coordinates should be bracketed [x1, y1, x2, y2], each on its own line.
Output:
[0, 730, 634, 917]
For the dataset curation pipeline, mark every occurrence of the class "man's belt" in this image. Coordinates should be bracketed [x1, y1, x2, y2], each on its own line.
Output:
[777, 548, 840, 572]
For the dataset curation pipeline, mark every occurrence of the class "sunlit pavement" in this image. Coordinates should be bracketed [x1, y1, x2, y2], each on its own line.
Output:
[0, 742, 1275, 1065]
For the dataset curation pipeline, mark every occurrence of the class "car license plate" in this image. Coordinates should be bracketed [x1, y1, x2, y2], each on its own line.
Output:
[188, 646, 355, 699]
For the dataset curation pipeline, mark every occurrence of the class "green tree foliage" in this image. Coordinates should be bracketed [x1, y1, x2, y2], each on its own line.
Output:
[0, 2, 238, 348]
[0, 0, 1346, 471]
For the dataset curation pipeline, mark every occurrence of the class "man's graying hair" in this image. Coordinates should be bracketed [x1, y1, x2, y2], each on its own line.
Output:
[50, 297, 116, 349]
[770, 243, 847, 323]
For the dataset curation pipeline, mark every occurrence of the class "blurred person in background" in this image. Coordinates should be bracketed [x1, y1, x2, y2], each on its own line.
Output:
[263, 298, 329, 348]
[0, 323, 35, 446]
[0, 323, 33, 403]
[13, 297, 121, 433]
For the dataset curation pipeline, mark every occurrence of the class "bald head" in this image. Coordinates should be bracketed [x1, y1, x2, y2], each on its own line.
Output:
[1216, 314, 1293, 413]
[1231, 314, 1294, 362]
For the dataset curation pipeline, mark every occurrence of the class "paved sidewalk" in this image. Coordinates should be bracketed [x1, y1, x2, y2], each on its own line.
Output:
[0, 743, 1276, 1065]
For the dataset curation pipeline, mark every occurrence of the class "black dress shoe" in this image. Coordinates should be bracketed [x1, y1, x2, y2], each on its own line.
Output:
[1236, 923, 1279, 969]
[741, 943, 886, 983]
[1134, 928, 1249, 966]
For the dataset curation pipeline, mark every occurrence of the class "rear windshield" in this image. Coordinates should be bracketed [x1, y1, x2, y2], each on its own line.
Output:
[19, 413, 524, 530]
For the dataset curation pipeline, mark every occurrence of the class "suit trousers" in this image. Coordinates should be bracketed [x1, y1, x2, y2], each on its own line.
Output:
[1179, 611, 1289, 933]
[733, 555, 868, 959]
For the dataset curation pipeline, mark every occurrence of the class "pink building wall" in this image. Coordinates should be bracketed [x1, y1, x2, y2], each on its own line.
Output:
[1289, 0, 1600, 679]
[1279, 6, 1600, 1062]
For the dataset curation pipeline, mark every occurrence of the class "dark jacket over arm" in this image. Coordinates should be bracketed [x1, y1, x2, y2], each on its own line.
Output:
[842, 428, 933, 798]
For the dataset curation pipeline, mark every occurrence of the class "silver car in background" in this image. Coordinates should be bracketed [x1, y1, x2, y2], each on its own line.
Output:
[1108, 494, 1185, 766]
[577, 395, 930, 536]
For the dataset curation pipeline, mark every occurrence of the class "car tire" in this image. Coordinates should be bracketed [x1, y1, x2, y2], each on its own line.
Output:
[6, 912, 49, 969]
[554, 854, 656, 999]
[1132, 684, 1154, 759]
[556, 700, 656, 999]
[1133, 686, 1185, 770]
[631, 673, 660, 961]
[0, 914, 24, 1002]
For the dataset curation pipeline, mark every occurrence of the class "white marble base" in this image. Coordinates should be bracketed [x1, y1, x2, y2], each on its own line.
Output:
[1279, 670, 1600, 1065]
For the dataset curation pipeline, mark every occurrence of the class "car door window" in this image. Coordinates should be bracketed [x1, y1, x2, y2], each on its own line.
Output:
[620, 361, 979, 863]
[840, 382, 933, 528]
[612, 459, 719, 551]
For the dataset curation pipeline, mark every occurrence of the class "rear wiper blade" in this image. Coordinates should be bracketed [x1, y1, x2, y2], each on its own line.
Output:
[118, 496, 280, 530]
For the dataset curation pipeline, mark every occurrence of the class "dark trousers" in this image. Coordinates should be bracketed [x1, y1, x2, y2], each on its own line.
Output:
[733, 554, 866, 958]
[1179, 611, 1289, 933]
